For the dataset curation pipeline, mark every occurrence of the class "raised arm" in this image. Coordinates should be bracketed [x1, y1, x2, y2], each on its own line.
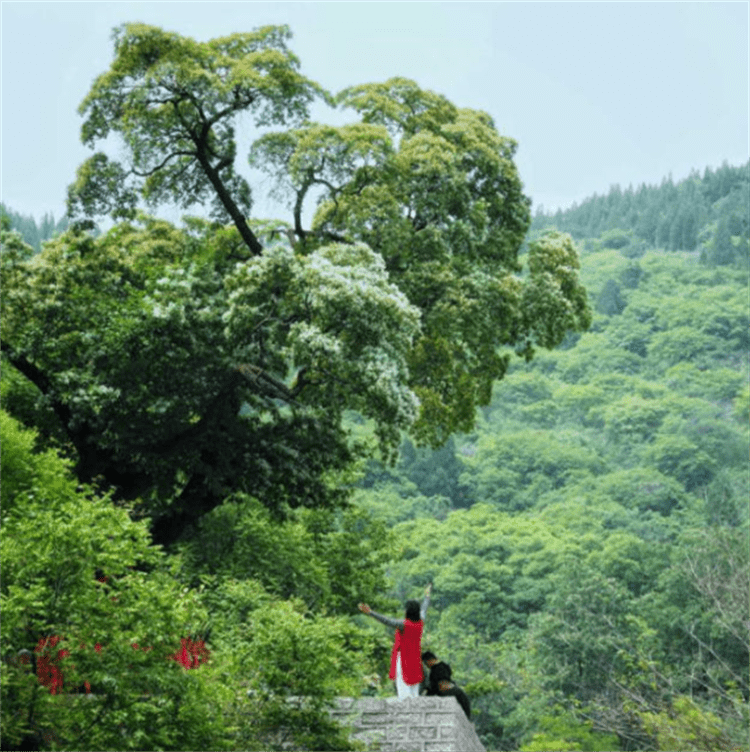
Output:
[358, 602, 404, 630]
[357, 584, 433, 628]
[421, 582, 432, 621]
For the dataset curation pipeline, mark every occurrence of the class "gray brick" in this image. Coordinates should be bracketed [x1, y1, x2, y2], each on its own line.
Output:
[425, 712, 456, 726]
[385, 725, 409, 740]
[360, 717, 392, 729]
[408, 725, 438, 741]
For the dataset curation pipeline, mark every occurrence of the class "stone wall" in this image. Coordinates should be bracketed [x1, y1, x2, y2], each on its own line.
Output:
[328, 696, 486, 752]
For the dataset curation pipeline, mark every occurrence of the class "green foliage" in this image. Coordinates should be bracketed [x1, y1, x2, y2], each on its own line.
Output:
[384, 504, 601, 642]
[5, 23, 591, 561]
[570, 467, 688, 517]
[641, 432, 717, 492]
[602, 394, 670, 441]
[1, 410, 373, 750]
[0, 356, 69, 452]
[1, 218, 422, 545]
[175, 494, 392, 615]
[519, 710, 619, 751]
[532, 160, 749, 268]
[532, 331, 644, 383]
[224, 239, 421, 450]
[352, 483, 452, 526]
[666, 527, 749, 678]
[460, 429, 605, 510]
[599, 227, 634, 250]
[58, 22, 593, 456]
[521, 231, 592, 357]
[397, 436, 467, 506]
[251, 78, 590, 442]
[638, 695, 741, 752]
[596, 278, 627, 315]
[664, 362, 745, 402]
[701, 181, 750, 268]
[204, 580, 366, 751]
[69, 23, 324, 235]
[6, 23, 748, 750]
[354, 168, 748, 751]
[0, 410, 231, 751]
[1, 225, 36, 272]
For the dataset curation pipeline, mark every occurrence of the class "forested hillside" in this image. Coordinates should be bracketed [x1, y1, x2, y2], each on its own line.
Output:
[532, 160, 749, 267]
[0, 203, 69, 252]
[352, 165, 749, 751]
[0, 20, 747, 752]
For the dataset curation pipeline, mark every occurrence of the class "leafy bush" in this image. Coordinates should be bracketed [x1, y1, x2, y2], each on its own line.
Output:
[0, 410, 231, 751]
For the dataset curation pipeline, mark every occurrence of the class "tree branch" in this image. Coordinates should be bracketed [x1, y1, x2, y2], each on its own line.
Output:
[1, 342, 76, 442]
[235, 364, 299, 406]
[293, 173, 313, 243]
[1, 342, 155, 498]
[194, 146, 263, 255]
[131, 150, 196, 178]
[205, 89, 257, 131]
[311, 229, 355, 245]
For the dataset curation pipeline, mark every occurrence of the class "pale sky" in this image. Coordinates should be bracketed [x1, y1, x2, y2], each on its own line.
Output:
[1, 1, 748, 226]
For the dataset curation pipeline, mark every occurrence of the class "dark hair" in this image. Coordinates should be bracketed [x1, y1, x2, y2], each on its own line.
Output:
[422, 651, 437, 662]
[405, 599, 421, 622]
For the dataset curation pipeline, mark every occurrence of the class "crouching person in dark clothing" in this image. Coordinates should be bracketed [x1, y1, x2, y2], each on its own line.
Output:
[421, 651, 452, 696]
[432, 662, 471, 719]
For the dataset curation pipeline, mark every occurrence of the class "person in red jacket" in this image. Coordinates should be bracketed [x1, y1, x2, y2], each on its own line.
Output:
[358, 583, 431, 699]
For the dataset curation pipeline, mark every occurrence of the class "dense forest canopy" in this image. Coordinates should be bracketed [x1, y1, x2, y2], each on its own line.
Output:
[353, 164, 748, 751]
[532, 160, 749, 267]
[1, 19, 748, 752]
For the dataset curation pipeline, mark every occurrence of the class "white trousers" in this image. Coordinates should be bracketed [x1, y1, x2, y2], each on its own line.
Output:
[395, 653, 420, 700]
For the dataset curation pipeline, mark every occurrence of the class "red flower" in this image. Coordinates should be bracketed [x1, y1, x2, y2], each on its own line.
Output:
[32, 632, 209, 695]
[169, 636, 210, 669]
[37, 655, 64, 694]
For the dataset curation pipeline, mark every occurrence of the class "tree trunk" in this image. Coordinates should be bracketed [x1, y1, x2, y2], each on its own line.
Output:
[196, 152, 264, 256]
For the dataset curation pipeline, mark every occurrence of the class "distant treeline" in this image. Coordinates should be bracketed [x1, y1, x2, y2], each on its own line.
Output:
[531, 160, 749, 267]
[0, 203, 69, 252]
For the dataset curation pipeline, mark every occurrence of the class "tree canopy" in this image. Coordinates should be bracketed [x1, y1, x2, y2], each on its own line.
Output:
[67, 23, 325, 252]
[2, 22, 590, 549]
[532, 160, 749, 267]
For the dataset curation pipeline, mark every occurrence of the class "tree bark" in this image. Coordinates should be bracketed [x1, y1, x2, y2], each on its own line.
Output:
[149, 468, 224, 549]
[195, 150, 264, 256]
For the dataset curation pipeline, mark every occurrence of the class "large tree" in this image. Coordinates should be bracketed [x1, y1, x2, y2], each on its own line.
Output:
[1, 22, 590, 549]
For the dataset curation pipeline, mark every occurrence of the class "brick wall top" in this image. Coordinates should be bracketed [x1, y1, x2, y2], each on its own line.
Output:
[329, 696, 486, 752]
